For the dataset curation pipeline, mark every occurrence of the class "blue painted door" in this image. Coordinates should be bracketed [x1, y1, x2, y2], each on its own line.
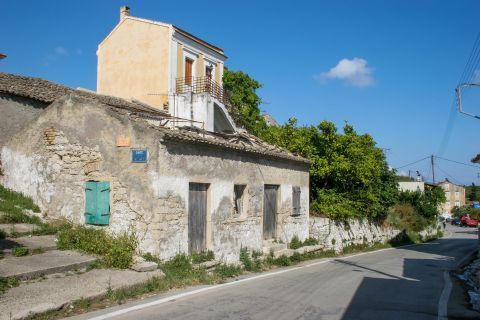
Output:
[85, 181, 110, 225]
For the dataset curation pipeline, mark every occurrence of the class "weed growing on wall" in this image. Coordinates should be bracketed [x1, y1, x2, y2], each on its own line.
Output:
[191, 250, 214, 264]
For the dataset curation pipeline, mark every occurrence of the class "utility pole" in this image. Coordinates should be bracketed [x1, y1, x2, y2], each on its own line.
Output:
[431, 155, 436, 184]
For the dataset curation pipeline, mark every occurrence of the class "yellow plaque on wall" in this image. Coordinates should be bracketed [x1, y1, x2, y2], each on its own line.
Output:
[116, 135, 131, 147]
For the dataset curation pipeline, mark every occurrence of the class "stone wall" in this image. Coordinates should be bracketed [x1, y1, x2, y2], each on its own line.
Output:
[0, 94, 47, 150]
[1, 94, 310, 263]
[309, 216, 439, 252]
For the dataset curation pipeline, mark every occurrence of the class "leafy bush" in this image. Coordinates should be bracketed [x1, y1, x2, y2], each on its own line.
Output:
[239, 247, 253, 271]
[289, 235, 302, 249]
[160, 254, 210, 285]
[57, 225, 137, 269]
[303, 237, 319, 246]
[191, 250, 214, 264]
[161, 254, 193, 280]
[386, 203, 429, 232]
[12, 247, 28, 257]
[214, 264, 242, 279]
[239, 247, 262, 272]
[274, 255, 291, 266]
[398, 189, 445, 221]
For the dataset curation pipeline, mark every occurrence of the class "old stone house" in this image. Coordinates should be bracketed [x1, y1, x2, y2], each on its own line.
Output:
[0, 73, 310, 262]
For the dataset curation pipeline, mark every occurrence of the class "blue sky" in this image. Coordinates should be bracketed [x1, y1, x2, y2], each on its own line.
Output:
[2, 0, 480, 185]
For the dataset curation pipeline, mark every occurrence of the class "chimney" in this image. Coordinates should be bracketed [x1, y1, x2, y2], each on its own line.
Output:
[120, 6, 130, 20]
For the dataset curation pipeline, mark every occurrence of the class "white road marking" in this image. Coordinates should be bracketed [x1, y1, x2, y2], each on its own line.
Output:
[438, 271, 451, 320]
[88, 242, 432, 320]
[436, 228, 477, 320]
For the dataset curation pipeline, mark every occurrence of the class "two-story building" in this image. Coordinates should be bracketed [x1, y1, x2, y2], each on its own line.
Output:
[97, 6, 236, 134]
[437, 179, 466, 213]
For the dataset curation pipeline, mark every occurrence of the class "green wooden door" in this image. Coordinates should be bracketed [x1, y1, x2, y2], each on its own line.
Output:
[85, 181, 110, 225]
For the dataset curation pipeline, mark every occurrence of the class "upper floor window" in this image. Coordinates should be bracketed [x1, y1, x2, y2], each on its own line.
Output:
[205, 66, 213, 80]
[185, 58, 194, 85]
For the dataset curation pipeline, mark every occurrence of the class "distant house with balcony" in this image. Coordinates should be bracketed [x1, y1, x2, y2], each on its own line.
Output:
[437, 179, 466, 213]
[97, 6, 236, 134]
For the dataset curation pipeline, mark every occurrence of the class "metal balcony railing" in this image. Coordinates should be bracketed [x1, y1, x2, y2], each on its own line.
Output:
[176, 76, 231, 106]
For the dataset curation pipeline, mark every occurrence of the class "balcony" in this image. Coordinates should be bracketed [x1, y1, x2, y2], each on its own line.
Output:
[176, 76, 230, 107]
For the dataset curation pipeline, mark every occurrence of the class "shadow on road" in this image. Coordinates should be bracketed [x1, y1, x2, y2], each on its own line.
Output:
[340, 228, 479, 320]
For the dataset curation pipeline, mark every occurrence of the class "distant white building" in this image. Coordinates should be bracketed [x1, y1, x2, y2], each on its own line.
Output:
[398, 181, 425, 193]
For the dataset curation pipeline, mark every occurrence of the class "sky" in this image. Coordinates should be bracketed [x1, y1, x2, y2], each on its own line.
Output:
[2, 0, 480, 185]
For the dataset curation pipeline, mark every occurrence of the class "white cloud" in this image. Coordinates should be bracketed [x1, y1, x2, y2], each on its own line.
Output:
[315, 57, 375, 87]
[54, 46, 68, 56]
[43, 46, 69, 66]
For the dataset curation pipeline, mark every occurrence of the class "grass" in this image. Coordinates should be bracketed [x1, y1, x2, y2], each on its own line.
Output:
[0, 276, 19, 295]
[57, 225, 137, 269]
[11, 246, 28, 257]
[289, 235, 319, 249]
[0, 185, 70, 239]
[191, 250, 215, 264]
[0, 185, 41, 224]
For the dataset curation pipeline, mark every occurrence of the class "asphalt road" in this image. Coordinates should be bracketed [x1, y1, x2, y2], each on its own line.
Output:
[73, 225, 478, 320]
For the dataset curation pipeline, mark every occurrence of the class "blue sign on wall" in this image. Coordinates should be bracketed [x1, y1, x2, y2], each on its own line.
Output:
[131, 149, 148, 163]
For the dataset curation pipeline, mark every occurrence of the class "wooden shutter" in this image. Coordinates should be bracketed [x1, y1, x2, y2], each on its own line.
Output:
[85, 181, 97, 225]
[185, 58, 193, 85]
[97, 182, 110, 225]
[84, 181, 110, 225]
[292, 186, 301, 216]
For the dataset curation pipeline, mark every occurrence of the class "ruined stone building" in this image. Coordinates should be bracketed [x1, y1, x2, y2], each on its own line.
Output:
[0, 72, 310, 262]
[0, 7, 310, 262]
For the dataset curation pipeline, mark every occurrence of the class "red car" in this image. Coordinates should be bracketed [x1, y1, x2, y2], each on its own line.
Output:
[460, 215, 479, 227]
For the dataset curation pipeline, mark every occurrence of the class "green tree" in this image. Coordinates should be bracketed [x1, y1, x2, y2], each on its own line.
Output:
[262, 119, 399, 220]
[223, 69, 400, 221]
[223, 69, 267, 136]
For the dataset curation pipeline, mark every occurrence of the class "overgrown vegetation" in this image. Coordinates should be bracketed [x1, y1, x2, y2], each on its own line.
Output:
[0, 185, 41, 224]
[0, 277, 19, 295]
[289, 235, 319, 249]
[191, 250, 215, 264]
[239, 247, 262, 272]
[57, 225, 137, 269]
[386, 188, 446, 235]
[11, 246, 28, 257]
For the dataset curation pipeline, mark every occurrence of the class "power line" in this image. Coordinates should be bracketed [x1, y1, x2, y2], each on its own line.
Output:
[435, 155, 480, 169]
[394, 156, 430, 170]
[435, 163, 463, 185]
[438, 32, 480, 155]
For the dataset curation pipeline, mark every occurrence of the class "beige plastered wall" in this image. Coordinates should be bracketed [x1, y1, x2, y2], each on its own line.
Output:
[97, 18, 171, 108]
